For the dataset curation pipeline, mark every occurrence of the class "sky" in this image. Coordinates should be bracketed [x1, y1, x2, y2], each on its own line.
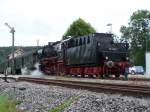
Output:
[0, 0, 149, 46]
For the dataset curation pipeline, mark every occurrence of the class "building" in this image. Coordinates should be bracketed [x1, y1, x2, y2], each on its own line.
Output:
[8, 48, 24, 60]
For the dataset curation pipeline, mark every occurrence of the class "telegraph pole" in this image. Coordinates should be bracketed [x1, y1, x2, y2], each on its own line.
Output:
[5, 23, 15, 75]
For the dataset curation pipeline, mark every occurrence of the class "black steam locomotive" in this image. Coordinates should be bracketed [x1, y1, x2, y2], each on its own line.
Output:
[39, 33, 129, 78]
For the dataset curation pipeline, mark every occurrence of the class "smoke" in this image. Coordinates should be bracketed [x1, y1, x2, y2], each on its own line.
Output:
[21, 67, 30, 75]
[30, 63, 44, 76]
[21, 63, 44, 77]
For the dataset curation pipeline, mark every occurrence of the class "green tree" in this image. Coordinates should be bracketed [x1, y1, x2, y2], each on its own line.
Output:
[63, 18, 96, 39]
[120, 10, 150, 67]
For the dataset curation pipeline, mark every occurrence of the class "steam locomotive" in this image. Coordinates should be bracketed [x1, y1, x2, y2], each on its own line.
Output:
[38, 33, 129, 78]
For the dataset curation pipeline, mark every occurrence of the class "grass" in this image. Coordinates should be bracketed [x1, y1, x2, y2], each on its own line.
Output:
[0, 95, 23, 112]
[49, 96, 79, 112]
[0, 95, 16, 112]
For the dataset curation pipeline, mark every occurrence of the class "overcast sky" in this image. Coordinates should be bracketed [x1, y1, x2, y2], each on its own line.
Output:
[0, 0, 149, 46]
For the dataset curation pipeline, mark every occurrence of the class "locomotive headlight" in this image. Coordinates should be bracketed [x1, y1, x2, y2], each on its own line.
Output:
[105, 56, 108, 60]
[126, 57, 129, 60]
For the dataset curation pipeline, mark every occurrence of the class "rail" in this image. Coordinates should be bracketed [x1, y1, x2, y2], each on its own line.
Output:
[17, 77, 150, 97]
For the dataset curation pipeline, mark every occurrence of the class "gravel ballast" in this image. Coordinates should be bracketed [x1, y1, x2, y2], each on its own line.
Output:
[0, 79, 150, 112]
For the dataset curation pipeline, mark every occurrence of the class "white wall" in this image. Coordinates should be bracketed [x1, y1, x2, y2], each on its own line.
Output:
[146, 52, 150, 75]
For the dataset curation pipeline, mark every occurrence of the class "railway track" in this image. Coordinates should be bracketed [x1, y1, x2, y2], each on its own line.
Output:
[17, 77, 150, 97]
